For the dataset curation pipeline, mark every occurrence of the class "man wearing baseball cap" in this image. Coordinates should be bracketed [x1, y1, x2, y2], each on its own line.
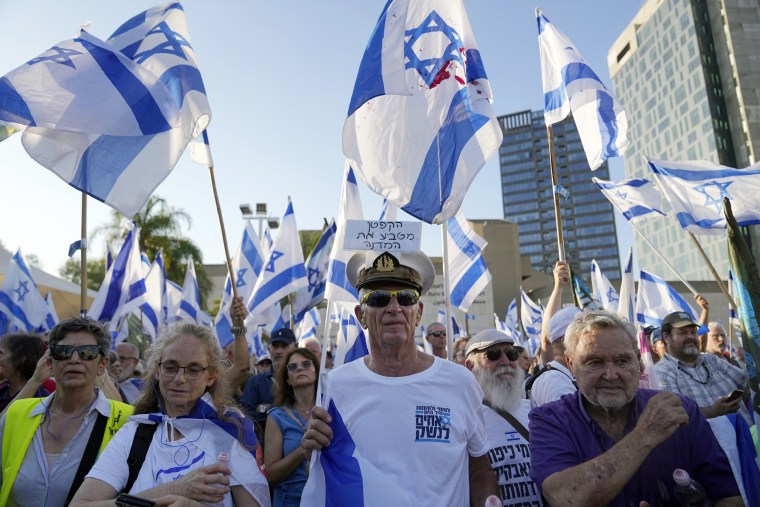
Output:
[465, 329, 543, 506]
[301, 251, 497, 505]
[654, 311, 749, 423]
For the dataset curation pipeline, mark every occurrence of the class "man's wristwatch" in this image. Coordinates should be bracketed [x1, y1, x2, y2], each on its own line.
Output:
[230, 326, 247, 336]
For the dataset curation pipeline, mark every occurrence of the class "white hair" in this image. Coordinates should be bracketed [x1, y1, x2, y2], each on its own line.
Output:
[564, 310, 637, 360]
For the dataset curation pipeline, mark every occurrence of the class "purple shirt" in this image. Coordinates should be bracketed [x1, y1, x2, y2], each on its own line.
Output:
[529, 389, 739, 506]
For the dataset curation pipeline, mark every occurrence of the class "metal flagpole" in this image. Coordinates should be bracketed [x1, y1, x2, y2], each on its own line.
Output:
[629, 222, 699, 295]
[442, 222, 454, 361]
[207, 165, 238, 300]
[80, 193, 88, 316]
[546, 125, 566, 261]
[687, 232, 738, 311]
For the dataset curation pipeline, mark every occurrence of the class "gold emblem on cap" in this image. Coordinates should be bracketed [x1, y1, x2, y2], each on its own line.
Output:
[375, 252, 396, 272]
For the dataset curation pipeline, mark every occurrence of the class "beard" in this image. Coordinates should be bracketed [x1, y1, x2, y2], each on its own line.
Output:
[473, 362, 524, 413]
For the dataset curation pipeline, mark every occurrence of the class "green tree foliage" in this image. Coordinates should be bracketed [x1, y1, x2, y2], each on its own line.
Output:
[59, 256, 106, 291]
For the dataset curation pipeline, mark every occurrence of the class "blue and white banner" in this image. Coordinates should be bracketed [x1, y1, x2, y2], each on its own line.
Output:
[42, 293, 60, 333]
[325, 165, 364, 303]
[520, 290, 543, 356]
[636, 270, 698, 328]
[648, 158, 760, 234]
[446, 211, 491, 312]
[537, 8, 629, 170]
[8, 3, 210, 218]
[593, 177, 665, 223]
[247, 199, 308, 318]
[139, 252, 164, 338]
[333, 302, 369, 368]
[189, 129, 213, 166]
[215, 222, 266, 349]
[89, 227, 148, 331]
[343, 0, 503, 224]
[378, 198, 399, 222]
[293, 220, 337, 323]
[178, 258, 211, 326]
[617, 247, 635, 324]
[164, 279, 183, 323]
[0, 249, 56, 332]
[297, 308, 321, 342]
[505, 298, 523, 342]
[591, 260, 619, 314]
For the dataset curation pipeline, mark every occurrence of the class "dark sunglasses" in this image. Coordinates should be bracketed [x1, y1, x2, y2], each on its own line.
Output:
[50, 344, 102, 361]
[286, 360, 314, 373]
[428, 330, 446, 338]
[361, 289, 420, 307]
[483, 347, 520, 362]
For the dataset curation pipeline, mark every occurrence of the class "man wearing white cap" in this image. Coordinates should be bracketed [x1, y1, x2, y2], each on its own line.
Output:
[526, 306, 580, 408]
[301, 251, 497, 505]
[465, 329, 544, 506]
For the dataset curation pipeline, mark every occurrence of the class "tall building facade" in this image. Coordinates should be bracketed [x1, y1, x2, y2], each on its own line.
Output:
[498, 110, 621, 280]
[608, 0, 760, 280]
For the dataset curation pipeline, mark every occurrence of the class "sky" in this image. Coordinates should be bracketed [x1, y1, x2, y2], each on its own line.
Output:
[0, 0, 645, 277]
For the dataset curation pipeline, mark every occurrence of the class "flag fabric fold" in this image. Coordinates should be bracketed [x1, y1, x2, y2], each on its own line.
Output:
[178, 258, 211, 326]
[520, 290, 542, 356]
[333, 302, 369, 368]
[293, 220, 337, 323]
[0, 249, 55, 332]
[572, 273, 599, 311]
[343, 0, 503, 224]
[635, 270, 698, 328]
[593, 177, 665, 223]
[537, 8, 629, 169]
[591, 260, 619, 313]
[617, 247, 635, 324]
[446, 211, 491, 312]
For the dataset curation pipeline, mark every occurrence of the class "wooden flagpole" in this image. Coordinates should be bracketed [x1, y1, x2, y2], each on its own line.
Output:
[80, 193, 88, 316]
[207, 165, 238, 300]
[442, 222, 454, 361]
[546, 125, 566, 262]
[629, 222, 699, 295]
[687, 232, 738, 311]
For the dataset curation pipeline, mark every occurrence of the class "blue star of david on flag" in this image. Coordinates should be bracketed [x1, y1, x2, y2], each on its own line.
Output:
[615, 190, 628, 199]
[404, 11, 464, 88]
[26, 46, 82, 69]
[439, 413, 451, 427]
[133, 21, 191, 64]
[14, 281, 29, 302]
[307, 268, 321, 292]
[692, 180, 733, 212]
[606, 287, 619, 303]
[235, 268, 248, 288]
[265, 251, 284, 273]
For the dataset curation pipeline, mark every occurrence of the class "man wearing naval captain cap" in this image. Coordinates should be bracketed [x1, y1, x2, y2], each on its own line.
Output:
[301, 251, 497, 506]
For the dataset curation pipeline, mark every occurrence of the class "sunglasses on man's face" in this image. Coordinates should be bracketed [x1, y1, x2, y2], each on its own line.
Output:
[428, 330, 446, 338]
[483, 347, 520, 362]
[50, 344, 102, 361]
[360, 289, 420, 308]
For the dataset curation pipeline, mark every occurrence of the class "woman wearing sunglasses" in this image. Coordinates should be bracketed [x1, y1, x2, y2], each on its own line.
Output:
[0, 318, 133, 506]
[71, 322, 270, 507]
[264, 348, 320, 507]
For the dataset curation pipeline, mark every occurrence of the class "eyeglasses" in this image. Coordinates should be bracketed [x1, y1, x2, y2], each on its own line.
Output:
[159, 362, 209, 379]
[360, 289, 420, 307]
[454, 351, 465, 359]
[483, 347, 520, 362]
[286, 360, 314, 373]
[50, 344, 102, 361]
[428, 331, 446, 338]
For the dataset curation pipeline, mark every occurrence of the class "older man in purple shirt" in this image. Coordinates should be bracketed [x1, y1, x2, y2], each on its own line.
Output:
[529, 310, 741, 507]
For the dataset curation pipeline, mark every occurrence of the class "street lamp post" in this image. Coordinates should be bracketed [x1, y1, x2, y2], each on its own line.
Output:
[239, 203, 279, 239]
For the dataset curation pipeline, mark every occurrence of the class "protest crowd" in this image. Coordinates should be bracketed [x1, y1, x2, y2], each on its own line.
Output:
[2, 1, 760, 506]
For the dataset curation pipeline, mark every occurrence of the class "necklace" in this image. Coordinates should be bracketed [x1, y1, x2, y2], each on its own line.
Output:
[44, 395, 98, 441]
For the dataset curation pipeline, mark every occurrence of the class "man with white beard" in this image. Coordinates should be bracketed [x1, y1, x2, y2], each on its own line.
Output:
[465, 329, 544, 506]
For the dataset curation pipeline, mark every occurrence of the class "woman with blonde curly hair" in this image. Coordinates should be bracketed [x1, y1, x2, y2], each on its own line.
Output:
[71, 322, 270, 507]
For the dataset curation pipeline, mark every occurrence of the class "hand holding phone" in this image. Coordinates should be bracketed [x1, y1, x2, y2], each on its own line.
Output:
[725, 389, 743, 402]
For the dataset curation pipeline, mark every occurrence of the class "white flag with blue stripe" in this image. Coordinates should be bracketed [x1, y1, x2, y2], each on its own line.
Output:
[593, 177, 665, 223]
[88, 227, 148, 330]
[165, 279, 183, 323]
[378, 199, 399, 222]
[648, 158, 760, 234]
[333, 302, 369, 368]
[214, 222, 266, 349]
[10, 3, 210, 218]
[591, 260, 619, 314]
[505, 298, 523, 341]
[178, 258, 211, 326]
[189, 129, 213, 166]
[537, 8, 629, 170]
[446, 211, 491, 312]
[0, 249, 56, 332]
[494, 314, 509, 334]
[636, 270, 698, 328]
[293, 220, 337, 323]
[325, 166, 364, 303]
[520, 290, 543, 356]
[139, 253, 164, 338]
[297, 308, 322, 342]
[617, 247, 635, 323]
[42, 293, 60, 333]
[247, 199, 308, 318]
[343, 0, 503, 224]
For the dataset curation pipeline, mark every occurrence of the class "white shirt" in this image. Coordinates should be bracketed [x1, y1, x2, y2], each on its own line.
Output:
[529, 360, 576, 408]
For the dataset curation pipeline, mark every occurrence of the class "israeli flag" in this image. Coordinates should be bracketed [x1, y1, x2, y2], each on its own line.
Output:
[572, 274, 600, 311]
[494, 314, 509, 334]
[297, 308, 321, 342]
[451, 315, 462, 340]
[293, 220, 337, 323]
[0, 249, 56, 332]
[537, 9, 629, 170]
[247, 199, 308, 318]
[88, 227, 148, 331]
[164, 279, 183, 323]
[648, 158, 760, 234]
[593, 177, 666, 223]
[617, 248, 635, 323]
[520, 290, 543, 356]
[251, 326, 268, 359]
[636, 270, 698, 328]
[189, 129, 213, 166]
[446, 211, 491, 312]
[378, 198, 399, 221]
[8, 4, 211, 218]
[505, 298, 523, 342]
[591, 260, 619, 314]
[178, 258, 211, 326]
[343, 0, 503, 224]
[325, 166, 364, 303]
[333, 302, 369, 368]
[437, 308, 447, 324]
[139, 253, 164, 338]
[214, 222, 266, 349]
[43, 293, 60, 332]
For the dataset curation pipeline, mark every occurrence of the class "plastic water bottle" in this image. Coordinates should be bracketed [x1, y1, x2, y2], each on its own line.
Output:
[209, 452, 230, 506]
[484, 495, 501, 507]
[672, 468, 711, 506]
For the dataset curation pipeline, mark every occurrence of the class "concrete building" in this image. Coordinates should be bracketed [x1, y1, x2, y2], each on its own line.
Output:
[497, 109, 621, 280]
[608, 0, 760, 280]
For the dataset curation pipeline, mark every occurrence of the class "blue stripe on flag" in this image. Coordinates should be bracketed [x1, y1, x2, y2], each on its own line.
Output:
[536, 12, 550, 35]
[70, 134, 154, 202]
[0, 77, 35, 126]
[180, 299, 198, 320]
[328, 260, 359, 299]
[650, 164, 760, 180]
[323, 400, 364, 506]
[447, 216, 479, 261]
[109, 2, 183, 39]
[77, 37, 172, 135]
[623, 205, 661, 221]
[450, 261, 486, 309]
[159, 65, 207, 109]
[544, 62, 601, 113]
[142, 304, 158, 333]
[597, 90, 620, 159]
[675, 212, 728, 230]
[464, 49, 487, 81]
[596, 178, 650, 190]
[402, 89, 489, 222]
[249, 265, 308, 310]
[0, 292, 34, 330]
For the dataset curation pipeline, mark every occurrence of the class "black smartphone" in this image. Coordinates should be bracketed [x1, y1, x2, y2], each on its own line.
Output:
[726, 389, 744, 402]
[115, 494, 156, 507]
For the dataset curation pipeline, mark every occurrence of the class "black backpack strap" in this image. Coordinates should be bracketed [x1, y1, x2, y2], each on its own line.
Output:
[524, 363, 552, 399]
[124, 423, 158, 494]
[65, 413, 108, 505]
[483, 400, 529, 442]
